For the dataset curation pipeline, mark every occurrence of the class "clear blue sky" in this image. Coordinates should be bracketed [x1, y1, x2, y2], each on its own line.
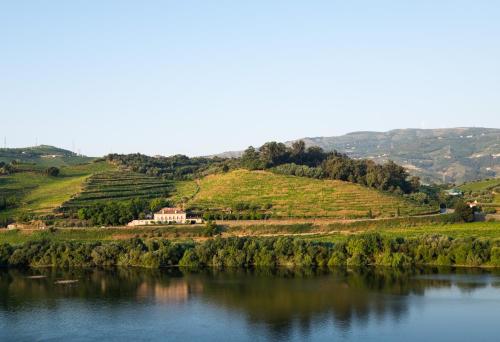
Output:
[1, 1, 499, 156]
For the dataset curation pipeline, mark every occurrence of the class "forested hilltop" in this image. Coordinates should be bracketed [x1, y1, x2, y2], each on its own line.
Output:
[107, 139, 421, 195]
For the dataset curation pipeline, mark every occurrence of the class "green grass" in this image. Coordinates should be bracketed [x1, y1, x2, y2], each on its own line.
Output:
[170, 180, 199, 205]
[0, 225, 204, 244]
[2, 220, 499, 245]
[459, 178, 500, 192]
[0, 161, 113, 218]
[183, 169, 436, 219]
[305, 221, 500, 243]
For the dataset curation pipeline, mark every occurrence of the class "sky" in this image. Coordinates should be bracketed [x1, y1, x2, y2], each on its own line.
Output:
[1, 1, 499, 157]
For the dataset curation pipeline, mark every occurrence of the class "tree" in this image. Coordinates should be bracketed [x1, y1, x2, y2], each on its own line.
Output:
[241, 146, 264, 170]
[45, 167, 60, 177]
[290, 140, 306, 163]
[259, 142, 289, 167]
[454, 200, 475, 222]
[150, 198, 168, 212]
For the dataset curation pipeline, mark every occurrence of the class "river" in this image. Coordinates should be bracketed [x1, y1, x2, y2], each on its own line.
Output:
[1, 267, 499, 341]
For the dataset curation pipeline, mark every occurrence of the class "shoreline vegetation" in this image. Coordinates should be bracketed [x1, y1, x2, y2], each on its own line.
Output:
[1, 230, 500, 269]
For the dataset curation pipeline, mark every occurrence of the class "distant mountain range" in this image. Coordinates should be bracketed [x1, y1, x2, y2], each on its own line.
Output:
[214, 128, 500, 184]
[3, 128, 499, 184]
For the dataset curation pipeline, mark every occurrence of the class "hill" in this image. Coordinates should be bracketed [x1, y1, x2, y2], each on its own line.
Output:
[0, 145, 94, 167]
[61, 170, 175, 209]
[0, 161, 113, 220]
[179, 169, 436, 219]
[214, 128, 500, 184]
[458, 178, 500, 214]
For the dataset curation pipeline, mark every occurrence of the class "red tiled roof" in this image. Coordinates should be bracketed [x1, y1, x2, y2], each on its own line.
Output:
[158, 207, 185, 214]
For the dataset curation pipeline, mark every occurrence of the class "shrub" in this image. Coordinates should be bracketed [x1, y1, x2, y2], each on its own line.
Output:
[45, 167, 60, 177]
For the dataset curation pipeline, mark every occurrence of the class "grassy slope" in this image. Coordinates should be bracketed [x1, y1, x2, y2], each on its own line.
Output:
[458, 178, 500, 210]
[0, 145, 94, 166]
[61, 170, 175, 208]
[183, 169, 436, 218]
[0, 162, 113, 218]
[459, 178, 500, 192]
[170, 180, 200, 205]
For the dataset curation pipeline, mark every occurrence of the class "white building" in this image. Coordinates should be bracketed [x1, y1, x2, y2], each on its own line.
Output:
[127, 207, 203, 226]
[154, 207, 187, 223]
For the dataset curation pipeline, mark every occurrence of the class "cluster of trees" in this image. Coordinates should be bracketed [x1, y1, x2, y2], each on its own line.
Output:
[1, 234, 500, 268]
[241, 141, 420, 194]
[105, 153, 233, 180]
[241, 141, 326, 169]
[0, 161, 16, 175]
[76, 198, 170, 226]
[179, 234, 500, 268]
[0, 238, 185, 268]
[0, 232, 500, 267]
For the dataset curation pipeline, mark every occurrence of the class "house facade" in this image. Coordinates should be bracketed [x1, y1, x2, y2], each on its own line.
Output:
[154, 207, 187, 223]
[127, 207, 203, 226]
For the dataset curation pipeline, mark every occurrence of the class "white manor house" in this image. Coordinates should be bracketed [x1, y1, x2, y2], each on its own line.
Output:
[127, 207, 202, 226]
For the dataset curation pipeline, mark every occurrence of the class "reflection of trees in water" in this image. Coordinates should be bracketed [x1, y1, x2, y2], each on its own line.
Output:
[0, 267, 191, 310]
[180, 267, 500, 339]
[0, 266, 499, 339]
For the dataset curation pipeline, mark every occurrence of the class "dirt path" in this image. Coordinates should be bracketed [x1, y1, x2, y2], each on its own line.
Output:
[215, 213, 443, 227]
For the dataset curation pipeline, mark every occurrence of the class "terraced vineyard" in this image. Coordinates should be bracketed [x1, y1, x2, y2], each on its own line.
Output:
[0, 161, 113, 219]
[62, 170, 174, 209]
[183, 169, 436, 219]
[459, 178, 500, 213]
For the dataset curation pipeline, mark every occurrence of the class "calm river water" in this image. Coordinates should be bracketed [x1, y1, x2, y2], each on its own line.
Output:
[1, 267, 500, 341]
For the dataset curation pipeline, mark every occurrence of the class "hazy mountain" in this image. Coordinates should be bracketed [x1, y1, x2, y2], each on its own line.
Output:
[215, 128, 500, 184]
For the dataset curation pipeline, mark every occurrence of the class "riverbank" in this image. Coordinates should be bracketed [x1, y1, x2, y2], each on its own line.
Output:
[1, 232, 500, 269]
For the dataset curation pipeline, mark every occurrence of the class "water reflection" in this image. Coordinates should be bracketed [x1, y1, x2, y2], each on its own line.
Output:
[1, 267, 499, 340]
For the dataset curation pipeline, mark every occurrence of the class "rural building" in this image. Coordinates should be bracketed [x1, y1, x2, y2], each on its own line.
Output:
[154, 207, 187, 223]
[446, 189, 463, 196]
[127, 207, 202, 226]
[467, 200, 478, 208]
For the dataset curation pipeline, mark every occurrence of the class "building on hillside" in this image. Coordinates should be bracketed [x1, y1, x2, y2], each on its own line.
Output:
[154, 207, 187, 223]
[446, 189, 463, 196]
[467, 200, 478, 208]
[127, 207, 203, 226]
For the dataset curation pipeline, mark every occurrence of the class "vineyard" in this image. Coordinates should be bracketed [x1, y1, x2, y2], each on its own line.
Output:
[0, 162, 112, 219]
[61, 170, 174, 209]
[459, 178, 500, 213]
[182, 169, 436, 219]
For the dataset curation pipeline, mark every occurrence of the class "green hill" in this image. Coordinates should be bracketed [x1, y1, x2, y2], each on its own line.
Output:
[458, 178, 500, 213]
[0, 145, 94, 167]
[179, 169, 436, 219]
[61, 170, 175, 209]
[0, 161, 113, 220]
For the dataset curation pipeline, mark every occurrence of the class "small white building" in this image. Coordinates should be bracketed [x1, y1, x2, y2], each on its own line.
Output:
[154, 207, 187, 223]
